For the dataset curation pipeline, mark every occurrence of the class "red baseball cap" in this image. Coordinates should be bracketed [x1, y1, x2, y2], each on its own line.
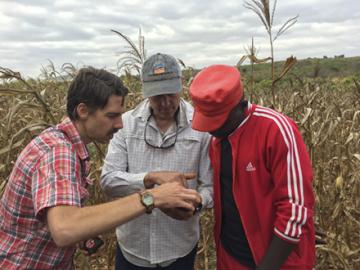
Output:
[189, 65, 244, 132]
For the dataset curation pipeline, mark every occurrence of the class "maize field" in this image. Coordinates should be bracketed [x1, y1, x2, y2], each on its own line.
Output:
[0, 64, 359, 269]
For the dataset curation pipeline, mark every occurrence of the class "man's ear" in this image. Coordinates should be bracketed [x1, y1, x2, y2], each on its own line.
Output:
[76, 103, 89, 120]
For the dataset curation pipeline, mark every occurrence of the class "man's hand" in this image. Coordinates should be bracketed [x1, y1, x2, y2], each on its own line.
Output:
[150, 181, 201, 212]
[144, 171, 197, 188]
[160, 189, 203, 220]
[256, 235, 296, 270]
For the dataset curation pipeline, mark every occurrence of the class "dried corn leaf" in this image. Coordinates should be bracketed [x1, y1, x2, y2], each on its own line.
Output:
[301, 108, 313, 125]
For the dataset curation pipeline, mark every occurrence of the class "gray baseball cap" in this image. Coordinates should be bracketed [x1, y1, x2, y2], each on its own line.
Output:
[141, 53, 182, 98]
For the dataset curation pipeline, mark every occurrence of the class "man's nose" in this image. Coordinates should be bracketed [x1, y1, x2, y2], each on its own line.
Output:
[161, 95, 171, 106]
[114, 116, 123, 129]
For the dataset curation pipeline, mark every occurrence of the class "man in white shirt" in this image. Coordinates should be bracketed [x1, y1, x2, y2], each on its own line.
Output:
[101, 53, 213, 269]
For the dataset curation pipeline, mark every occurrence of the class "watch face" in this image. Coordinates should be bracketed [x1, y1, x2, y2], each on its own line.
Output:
[143, 192, 154, 206]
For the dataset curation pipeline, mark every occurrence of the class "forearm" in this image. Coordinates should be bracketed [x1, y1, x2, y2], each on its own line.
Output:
[256, 235, 296, 270]
[101, 171, 147, 197]
[47, 193, 145, 247]
[197, 135, 214, 209]
[47, 182, 201, 247]
[101, 132, 147, 197]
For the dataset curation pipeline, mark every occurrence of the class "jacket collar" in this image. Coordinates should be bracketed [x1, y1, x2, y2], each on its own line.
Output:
[212, 101, 254, 145]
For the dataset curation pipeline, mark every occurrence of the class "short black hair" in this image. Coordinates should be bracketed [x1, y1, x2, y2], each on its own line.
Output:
[67, 67, 128, 120]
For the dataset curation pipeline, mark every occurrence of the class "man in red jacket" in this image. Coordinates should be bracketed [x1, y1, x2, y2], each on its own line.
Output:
[189, 65, 315, 270]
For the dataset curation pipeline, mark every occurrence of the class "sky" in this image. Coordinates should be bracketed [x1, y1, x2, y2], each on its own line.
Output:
[0, 0, 359, 78]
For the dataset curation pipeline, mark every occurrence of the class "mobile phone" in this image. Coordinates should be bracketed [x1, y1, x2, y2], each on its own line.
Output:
[82, 237, 104, 255]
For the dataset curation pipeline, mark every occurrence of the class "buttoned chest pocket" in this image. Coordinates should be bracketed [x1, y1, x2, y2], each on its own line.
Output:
[127, 133, 202, 186]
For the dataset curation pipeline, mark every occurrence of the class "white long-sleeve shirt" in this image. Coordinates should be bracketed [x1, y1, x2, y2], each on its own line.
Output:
[101, 99, 213, 267]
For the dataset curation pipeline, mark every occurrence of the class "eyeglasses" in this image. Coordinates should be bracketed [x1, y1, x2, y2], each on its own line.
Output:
[144, 114, 178, 149]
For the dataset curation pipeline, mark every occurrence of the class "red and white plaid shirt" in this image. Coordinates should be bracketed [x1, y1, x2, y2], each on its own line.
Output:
[0, 117, 91, 269]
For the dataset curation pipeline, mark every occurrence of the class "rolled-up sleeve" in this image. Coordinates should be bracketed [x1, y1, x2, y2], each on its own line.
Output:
[32, 144, 83, 220]
[197, 133, 214, 209]
[101, 128, 146, 198]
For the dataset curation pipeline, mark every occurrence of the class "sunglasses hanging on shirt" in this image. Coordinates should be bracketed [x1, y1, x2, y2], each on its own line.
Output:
[144, 113, 179, 149]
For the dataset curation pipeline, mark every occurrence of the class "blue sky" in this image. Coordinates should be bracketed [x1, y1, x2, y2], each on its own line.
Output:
[0, 0, 359, 78]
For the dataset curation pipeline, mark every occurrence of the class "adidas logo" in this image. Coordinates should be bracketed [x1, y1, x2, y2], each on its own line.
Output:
[246, 162, 256, 172]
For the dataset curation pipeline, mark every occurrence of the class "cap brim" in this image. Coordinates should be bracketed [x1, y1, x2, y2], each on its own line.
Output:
[142, 78, 182, 98]
[192, 108, 229, 132]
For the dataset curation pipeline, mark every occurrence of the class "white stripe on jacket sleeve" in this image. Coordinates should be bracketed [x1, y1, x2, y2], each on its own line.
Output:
[254, 107, 306, 240]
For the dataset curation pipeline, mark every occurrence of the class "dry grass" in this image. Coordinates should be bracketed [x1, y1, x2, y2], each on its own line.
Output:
[0, 65, 359, 269]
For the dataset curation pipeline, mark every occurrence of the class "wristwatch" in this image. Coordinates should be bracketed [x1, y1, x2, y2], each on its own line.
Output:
[139, 190, 154, 214]
[194, 202, 203, 214]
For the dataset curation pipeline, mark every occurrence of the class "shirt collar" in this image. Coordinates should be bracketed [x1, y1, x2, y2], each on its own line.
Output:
[56, 117, 89, 161]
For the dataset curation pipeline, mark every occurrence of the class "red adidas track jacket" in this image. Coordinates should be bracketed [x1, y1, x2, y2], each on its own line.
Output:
[210, 104, 315, 269]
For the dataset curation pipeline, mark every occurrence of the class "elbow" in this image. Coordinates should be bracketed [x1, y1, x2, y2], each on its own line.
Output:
[49, 222, 76, 248]
[100, 181, 116, 198]
[100, 175, 114, 196]
[100, 174, 108, 191]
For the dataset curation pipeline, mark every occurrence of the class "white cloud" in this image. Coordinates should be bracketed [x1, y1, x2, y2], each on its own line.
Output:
[0, 0, 359, 78]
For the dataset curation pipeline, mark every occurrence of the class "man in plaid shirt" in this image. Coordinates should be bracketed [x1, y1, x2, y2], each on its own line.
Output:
[0, 67, 202, 269]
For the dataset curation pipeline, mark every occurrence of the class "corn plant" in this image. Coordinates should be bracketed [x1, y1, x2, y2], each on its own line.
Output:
[244, 0, 298, 106]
